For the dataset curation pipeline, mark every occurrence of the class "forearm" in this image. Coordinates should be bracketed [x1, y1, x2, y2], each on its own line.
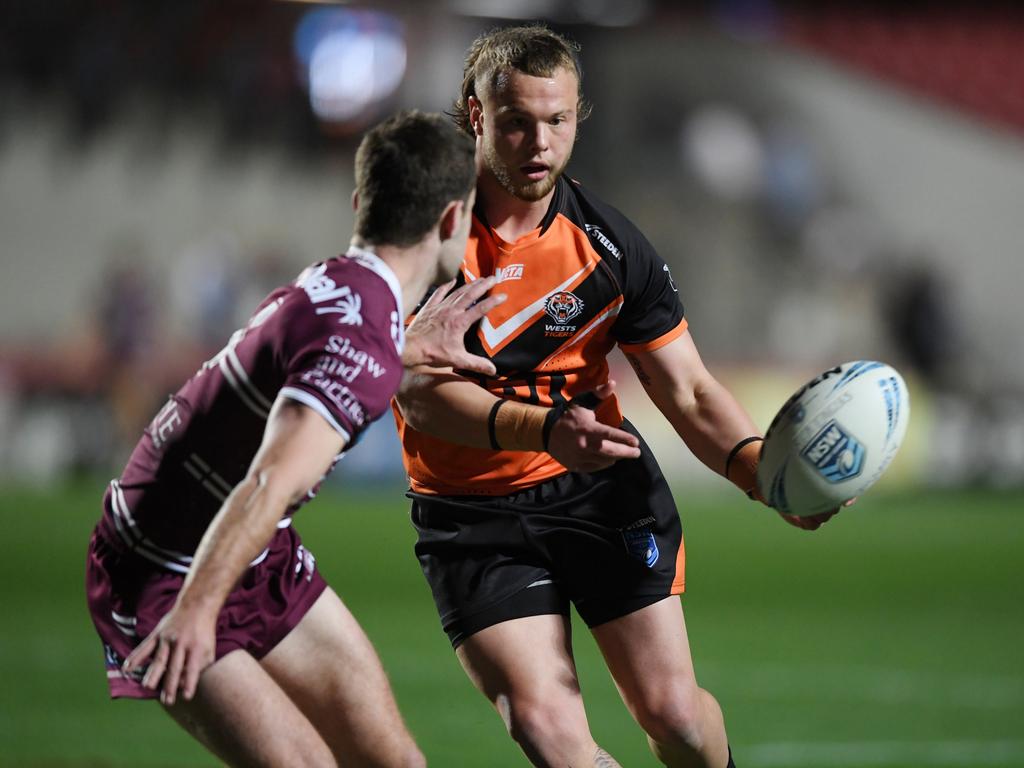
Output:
[396, 369, 548, 450]
[176, 472, 288, 615]
[669, 378, 761, 476]
[626, 341, 761, 479]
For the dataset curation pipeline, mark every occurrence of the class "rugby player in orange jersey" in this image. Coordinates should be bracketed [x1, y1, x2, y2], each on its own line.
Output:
[394, 26, 838, 768]
[86, 112, 507, 768]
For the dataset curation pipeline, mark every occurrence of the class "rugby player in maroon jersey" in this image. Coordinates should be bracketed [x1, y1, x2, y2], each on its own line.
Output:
[85, 111, 506, 767]
[394, 26, 840, 768]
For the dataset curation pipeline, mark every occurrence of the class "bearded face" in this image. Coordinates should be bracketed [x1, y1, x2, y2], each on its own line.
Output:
[474, 67, 578, 203]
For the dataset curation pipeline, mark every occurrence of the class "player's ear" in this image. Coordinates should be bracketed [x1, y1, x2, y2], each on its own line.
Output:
[438, 199, 463, 242]
[351, 190, 359, 212]
[468, 96, 484, 136]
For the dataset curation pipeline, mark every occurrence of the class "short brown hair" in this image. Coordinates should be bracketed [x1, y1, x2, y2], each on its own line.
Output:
[450, 24, 592, 135]
[354, 110, 476, 247]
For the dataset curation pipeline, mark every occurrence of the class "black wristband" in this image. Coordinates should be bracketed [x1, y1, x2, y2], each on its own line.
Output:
[542, 401, 570, 451]
[542, 391, 600, 452]
[724, 436, 764, 479]
[487, 400, 505, 450]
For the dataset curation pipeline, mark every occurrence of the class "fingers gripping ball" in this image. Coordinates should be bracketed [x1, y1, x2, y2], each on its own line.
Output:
[756, 361, 910, 517]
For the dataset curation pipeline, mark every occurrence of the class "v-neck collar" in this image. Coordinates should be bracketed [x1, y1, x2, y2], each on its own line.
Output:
[474, 176, 566, 249]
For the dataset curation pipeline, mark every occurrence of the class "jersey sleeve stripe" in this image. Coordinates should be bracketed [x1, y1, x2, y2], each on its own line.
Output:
[279, 387, 352, 443]
[617, 318, 688, 354]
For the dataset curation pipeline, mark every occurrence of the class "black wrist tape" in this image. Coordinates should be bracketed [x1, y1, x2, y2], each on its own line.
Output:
[487, 400, 505, 450]
[542, 391, 600, 452]
[724, 436, 764, 479]
[542, 401, 570, 451]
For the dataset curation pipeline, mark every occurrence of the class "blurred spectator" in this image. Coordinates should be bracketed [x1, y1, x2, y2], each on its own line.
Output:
[94, 241, 161, 460]
[172, 230, 242, 353]
[885, 259, 960, 389]
[172, 232, 297, 355]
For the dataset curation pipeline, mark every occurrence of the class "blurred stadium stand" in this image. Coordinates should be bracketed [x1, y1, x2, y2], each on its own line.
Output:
[1, 0, 1022, 487]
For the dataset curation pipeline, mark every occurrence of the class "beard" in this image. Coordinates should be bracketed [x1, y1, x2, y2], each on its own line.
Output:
[481, 140, 570, 202]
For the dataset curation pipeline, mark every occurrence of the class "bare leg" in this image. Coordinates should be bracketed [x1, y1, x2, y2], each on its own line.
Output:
[456, 613, 621, 767]
[260, 587, 425, 768]
[592, 597, 729, 768]
[163, 649, 336, 768]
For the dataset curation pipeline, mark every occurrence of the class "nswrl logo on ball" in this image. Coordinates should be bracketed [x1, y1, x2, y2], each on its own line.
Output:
[800, 419, 865, 483]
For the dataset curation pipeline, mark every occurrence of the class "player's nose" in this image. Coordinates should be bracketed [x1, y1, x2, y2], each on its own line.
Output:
[531, 122, 550, 152]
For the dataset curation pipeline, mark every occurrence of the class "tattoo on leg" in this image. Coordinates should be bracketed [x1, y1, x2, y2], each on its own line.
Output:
[625, 353, 651, 387]
[593, 747, 622, 767]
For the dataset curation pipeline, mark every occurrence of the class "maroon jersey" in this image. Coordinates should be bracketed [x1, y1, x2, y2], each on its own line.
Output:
[97, 247, 404, 573]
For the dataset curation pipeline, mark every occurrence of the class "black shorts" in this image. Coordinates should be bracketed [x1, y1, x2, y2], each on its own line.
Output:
[410, 421, 685, 647]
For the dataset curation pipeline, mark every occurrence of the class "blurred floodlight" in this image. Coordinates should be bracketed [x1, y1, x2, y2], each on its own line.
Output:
[681, 105, 764, 201]
[446, 0, 556, 20]
[573, 0, 652, 27]
[294, 8, 406, 123]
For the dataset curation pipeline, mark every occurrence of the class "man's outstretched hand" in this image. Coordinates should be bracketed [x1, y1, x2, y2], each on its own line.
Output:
[404, 277, 506, 375]
[547, 381, 642, 473]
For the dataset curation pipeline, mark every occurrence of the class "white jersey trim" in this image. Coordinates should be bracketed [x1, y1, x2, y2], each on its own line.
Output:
[343, 246, 405, 353]
[226, 346, 273, 409]
[279, 387, 352, 443]
[478, 264, 589, 350]
[111, 610, 138, 637]
[218, 350, 271, 419]
[108, 480, 270, 574]
[110, 481, 193, 573]
[183, 453, 233, 503]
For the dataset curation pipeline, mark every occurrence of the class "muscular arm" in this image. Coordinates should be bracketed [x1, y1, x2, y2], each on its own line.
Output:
[396, 367, 502, 448]
[124, 398, 345, 704]
[396, 369, 640, 468]
[626, 331, 846, 529]
[623, 330, 759, 477]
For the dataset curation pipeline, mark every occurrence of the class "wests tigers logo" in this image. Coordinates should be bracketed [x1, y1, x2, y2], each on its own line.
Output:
[543, 291, 584, 325]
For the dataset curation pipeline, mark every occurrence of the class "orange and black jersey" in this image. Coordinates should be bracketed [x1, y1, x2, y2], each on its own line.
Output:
[397, 175, 687, 496]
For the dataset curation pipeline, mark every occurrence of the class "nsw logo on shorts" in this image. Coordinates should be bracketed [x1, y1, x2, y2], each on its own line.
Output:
[800, 419, 865, 483]
[622, 518, 659, 567]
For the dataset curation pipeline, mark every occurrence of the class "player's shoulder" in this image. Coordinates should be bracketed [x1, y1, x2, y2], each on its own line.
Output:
[298, 251, 400, 306]
[561, 176, 656, 263]
[273, 251, 404, 354]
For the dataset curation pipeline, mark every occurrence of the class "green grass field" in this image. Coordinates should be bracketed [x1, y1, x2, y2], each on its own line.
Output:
[1, 479, 1022, 767]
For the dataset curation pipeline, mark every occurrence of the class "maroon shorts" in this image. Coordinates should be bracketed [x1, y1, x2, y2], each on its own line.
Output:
[85, 522, 327, 699]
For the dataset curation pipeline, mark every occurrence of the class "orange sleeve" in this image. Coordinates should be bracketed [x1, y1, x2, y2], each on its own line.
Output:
[617, 317, 688, 354]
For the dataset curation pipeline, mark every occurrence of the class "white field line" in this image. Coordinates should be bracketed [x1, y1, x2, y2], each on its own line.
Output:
[744, 740, 1024, 767]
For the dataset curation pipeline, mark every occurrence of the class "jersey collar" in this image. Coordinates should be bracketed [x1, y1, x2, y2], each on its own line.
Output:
[342, 245, 403, 316]
[473, 174, 568, 243]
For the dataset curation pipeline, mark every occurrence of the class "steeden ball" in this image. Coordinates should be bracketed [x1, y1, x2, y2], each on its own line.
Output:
[756, 361, 911, 517]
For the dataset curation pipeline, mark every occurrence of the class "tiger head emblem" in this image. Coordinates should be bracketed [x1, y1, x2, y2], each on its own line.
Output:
[543, 291, 584, 325]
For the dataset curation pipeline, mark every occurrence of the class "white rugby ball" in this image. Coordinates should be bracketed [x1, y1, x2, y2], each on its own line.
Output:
[756, 361, 910, 517]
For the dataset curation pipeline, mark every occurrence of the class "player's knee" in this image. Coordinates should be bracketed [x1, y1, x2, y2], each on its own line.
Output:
[632, 687, 705, 753]
[504, 695, 590, 756]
